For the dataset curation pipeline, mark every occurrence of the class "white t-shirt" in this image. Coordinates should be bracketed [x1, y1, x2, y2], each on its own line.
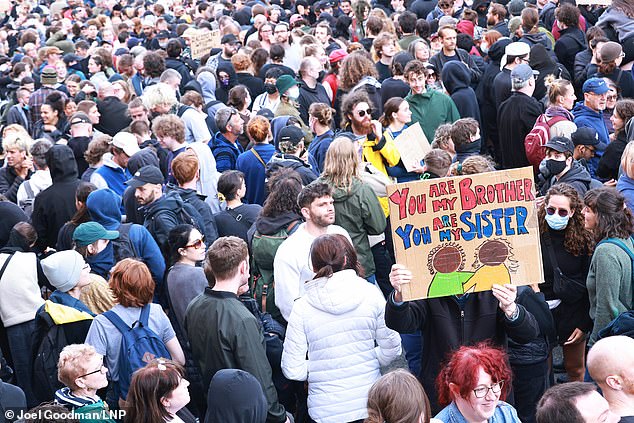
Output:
[273, 223, 351, 321]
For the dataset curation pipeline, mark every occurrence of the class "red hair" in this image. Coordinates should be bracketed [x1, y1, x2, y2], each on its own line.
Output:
[436, 343, 512, 407]
[109, 258, 154, 307]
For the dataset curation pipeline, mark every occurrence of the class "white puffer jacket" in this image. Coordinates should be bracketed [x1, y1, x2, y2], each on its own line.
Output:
[281, 269, 401, 423]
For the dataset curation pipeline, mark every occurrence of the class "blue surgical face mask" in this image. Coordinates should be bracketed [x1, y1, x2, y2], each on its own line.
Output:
[545, 213, 569, 231]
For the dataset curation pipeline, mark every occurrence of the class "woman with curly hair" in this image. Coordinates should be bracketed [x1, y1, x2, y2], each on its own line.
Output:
[31, 91, 68, 143]
[583, 187, 634, 347]
[335, 52, 382, 122]
[538, 184, 593, 382]
[435, 343, 520, 422]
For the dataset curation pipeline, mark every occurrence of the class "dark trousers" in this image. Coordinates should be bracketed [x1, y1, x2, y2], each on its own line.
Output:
[512, 360, 549, 423]
[6, 320, 37, 408]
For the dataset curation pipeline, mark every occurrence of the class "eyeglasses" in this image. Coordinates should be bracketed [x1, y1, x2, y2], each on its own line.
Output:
[185, 237, 205, 249]
[607, 95, 617, 101]
[473, 381, 504, 398]
[77, 364, 107, 379]
[546, 207, 569, 217]
[438, 3, 452, 9]
[356, 108, 372, 117]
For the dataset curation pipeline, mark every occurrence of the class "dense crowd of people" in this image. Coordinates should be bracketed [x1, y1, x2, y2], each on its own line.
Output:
[0, 0, 633, 421]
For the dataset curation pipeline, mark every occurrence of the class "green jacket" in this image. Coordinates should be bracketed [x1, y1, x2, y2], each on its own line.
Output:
[405, 89, 460, 142]
[74, 401, 116, 423]
[184, 288, 286, 423]
[587, 238, 634, 346]
[319, 177, 386, 276]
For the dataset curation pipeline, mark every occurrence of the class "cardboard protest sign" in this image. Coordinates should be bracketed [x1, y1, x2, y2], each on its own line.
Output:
[190, 30, 222, 60]
[387, 167, 543, 301]
[393, 122, 431, 172]
[576, 0, 610, 5]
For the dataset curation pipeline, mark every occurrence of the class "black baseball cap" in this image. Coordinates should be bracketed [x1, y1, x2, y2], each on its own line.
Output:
[545, 136, 574, 154]
[156, 30, 170, 39]
[125, 165, 164, 188]
[571, 127, 599, 147]
[221, 34, 240, 45]
[278, 126, 305, 145]
[69, 112, 91, 126]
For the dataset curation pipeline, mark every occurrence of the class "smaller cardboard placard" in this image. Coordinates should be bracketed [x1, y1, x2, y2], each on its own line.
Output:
[190, 30, 222, 60]
[393, 122, 431, 172]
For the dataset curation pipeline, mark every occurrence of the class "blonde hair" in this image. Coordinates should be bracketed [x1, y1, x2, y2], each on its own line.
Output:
[141, 82, 178, 110]
[57, 344, 100, 391]
[621, 141, 634, 179]
[545, 75, 573, 106]
[2, 130, 32, 153]
[322, 137, 360, 190]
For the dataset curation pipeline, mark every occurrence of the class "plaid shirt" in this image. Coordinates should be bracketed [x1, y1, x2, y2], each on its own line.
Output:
[28, 86, 60, 129]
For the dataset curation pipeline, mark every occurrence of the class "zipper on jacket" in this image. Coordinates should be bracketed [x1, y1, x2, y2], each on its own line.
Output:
[460, 310, 465, 344]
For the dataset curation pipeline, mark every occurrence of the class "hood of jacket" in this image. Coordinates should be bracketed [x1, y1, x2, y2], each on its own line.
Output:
[86, 188, 122, 230]
[165, 183, 206, 202]
[188, 142, 220, 212]
[545, 105, 574, 121]
[44, 300, 94, 325]
[183, 78, 203, 96]
[28, 169, 52, 192]
[617, 174, 634, 193]
[441, 61, 471, 95]
[521, 32, 550, 48]
[559, 160, 592, 186]
[572, 102, 601, 120]
[128, 147, 160, 174]
[329, 177, 362, 202]
[304, 269, 366, 314]
[528, 43, 555, 70]
[143, 190, 184, 218]
[46, 144, 78, 183]
[488, 38, 512, 63]
[255, 211, 303, 235]
[204, 369, 268, 423]
[198, 69, 218, 104]
[271, 116, 291, 148]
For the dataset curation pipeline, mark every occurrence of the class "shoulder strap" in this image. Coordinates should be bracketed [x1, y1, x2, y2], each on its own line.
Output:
[249, 148, 266, 167]
[23, 180, 34, 199]
[542, 231, 559, 268]
[599, 237, 634, 261]
[117, 223, 138, 257]
[0, 252, 15, 280]
[546, 116, 568, 126]
[226, 207, 252, 231]
[615, 69, 624, 87]
[286, 220, 301, 234]
[139, 303, 150, 326]
[103, 310, 132, 333]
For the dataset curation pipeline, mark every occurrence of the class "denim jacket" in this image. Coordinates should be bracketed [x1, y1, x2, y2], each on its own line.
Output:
[435, 401, 521, 423]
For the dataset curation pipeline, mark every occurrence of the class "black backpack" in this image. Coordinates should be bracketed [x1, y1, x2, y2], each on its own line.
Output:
[31, 309, 68, 403]
[111, 223, 138, 261]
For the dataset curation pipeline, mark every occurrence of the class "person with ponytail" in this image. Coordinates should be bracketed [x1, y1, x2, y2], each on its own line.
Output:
[583, 187, 634, 347]
[281, 233, 401, 423]
[543, 76, 578, 140]
[594, 42, 634, 99]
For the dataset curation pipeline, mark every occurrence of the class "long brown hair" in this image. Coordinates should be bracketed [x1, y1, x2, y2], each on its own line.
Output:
[583, 187, 634, 243]
[538, 183, 594, 256]
[322, 137, 360, 191]
[379, 97, 405, 128]
[612, 0, 634, 18]
[613, 99, 634, 136]
[311, 233, 364, 278]
[124, 360, 186, 423]
[339, 52, 378, 91]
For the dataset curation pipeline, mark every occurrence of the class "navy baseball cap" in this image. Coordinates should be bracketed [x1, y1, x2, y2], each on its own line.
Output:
[582, 77, 609, 94]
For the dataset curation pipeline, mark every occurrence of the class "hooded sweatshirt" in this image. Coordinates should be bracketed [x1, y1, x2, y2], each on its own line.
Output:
[554, 26, 586, 78]
[86, 188, 165, 283]
[16, 169, 52, 208]
[320, 178, 386, 277]
[297, 80, 331, 125]
[441, 61, 482, 126]
[204, 369, 268, 423]
[529, 44, 570, 103]
[31, 145, 80, 250]
[281, 269, 401, 423]
[573, 102, 609, 178]
[406, 89, 460, 143]
[539, 160, 593, 196]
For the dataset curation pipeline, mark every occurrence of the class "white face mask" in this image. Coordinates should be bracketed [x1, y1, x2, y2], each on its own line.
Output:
[287, 87, 300, 100]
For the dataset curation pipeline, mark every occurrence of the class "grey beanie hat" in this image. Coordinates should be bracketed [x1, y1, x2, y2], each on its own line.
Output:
[41, 250, 85, 292]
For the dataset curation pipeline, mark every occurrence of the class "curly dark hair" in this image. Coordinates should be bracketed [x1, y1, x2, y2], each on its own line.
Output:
[262, 169, 303, 217]
[143, 52, 166, 78]
[583, 187, 634, 244]
[339, 52, 378, 91]
[340, 89, 372, 127]
[538, 183, 593, 256]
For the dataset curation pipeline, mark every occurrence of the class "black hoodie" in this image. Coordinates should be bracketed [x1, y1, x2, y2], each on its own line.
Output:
[297, 79, 331, 125]
[204, 369, 268, 423]
[477, 38, 511, 156]
[554, 26, 586, 79]
[31, 145, 80, 250]
[441, 61, 482, 126]
[529, 44, 571, 103]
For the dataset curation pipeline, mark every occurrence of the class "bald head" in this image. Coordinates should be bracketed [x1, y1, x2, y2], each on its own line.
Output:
[588, 336, 634, 389]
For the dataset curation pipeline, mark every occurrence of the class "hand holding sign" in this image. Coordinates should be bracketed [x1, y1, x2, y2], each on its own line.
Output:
[389, 264, 412, 303]
[491, 284, 518, 318]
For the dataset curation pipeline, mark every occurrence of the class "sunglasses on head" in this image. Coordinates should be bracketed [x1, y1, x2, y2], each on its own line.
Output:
[546, 207, 569, 217]
[356, 108, 372, 117]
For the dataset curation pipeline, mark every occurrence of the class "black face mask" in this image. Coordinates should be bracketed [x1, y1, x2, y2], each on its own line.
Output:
[317, 70, 326, 83]
[264, 83, 277, 94]
[545, 158, 567, 176]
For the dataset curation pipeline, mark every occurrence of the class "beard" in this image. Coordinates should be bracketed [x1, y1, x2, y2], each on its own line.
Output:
[487, 16, 497, 26]
[351, 117, 372, 135]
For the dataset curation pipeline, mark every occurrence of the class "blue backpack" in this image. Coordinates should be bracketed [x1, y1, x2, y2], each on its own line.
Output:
[103, 304, 171, 400]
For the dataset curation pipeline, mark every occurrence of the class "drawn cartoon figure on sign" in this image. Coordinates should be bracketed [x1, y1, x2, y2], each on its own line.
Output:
[463, 238, 519, 293]
[426, 242, 475, 298]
